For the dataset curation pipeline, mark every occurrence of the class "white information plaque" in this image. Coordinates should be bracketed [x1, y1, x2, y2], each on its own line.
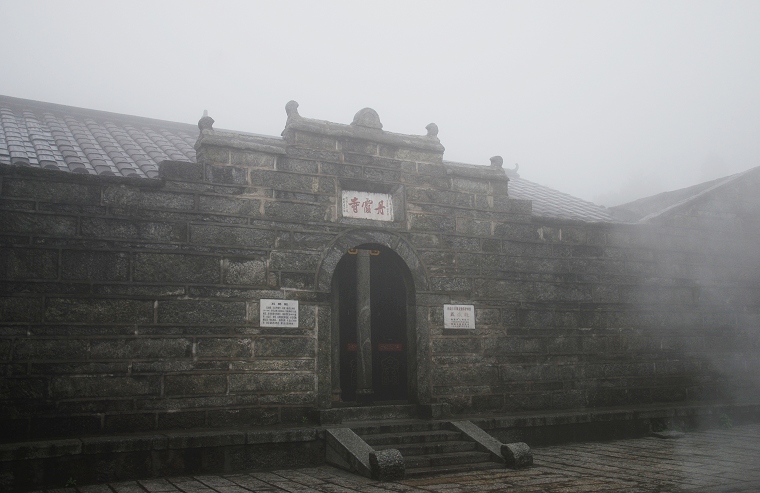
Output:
[260, 299, 299, 328]
[444, 304, 475, 329]
[341, 190, 393, 221]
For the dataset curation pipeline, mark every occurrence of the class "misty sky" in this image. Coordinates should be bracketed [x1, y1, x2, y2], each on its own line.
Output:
[2, 0, 759, 206]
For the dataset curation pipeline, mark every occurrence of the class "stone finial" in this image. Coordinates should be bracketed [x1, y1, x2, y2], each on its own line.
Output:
[512, 163, 519, 173]
[502, 442, 533, 469]
[198, 110, 214, 132]
[369, 449, 405, 481]
[425, 123, 439, 138]
[285, 100, 300, 119]
[490, 155, 504, 168]
[351, 108, 383, 130]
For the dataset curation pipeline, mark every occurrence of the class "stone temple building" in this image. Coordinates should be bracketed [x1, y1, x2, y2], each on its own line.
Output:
[0, 94, 759, 487]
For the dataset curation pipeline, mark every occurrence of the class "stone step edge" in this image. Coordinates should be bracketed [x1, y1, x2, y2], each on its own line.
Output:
[404, 450, 494, 468]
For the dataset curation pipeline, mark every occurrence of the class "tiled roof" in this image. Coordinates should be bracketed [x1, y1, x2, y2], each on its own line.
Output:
[609, 171, 758, 223]
[1, 95, 616, 223]
[506, 172, 615, 222]
[0, 95, 197, 178]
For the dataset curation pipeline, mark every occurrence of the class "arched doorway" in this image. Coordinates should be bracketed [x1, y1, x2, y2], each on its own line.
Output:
[332, 243, 413, 403]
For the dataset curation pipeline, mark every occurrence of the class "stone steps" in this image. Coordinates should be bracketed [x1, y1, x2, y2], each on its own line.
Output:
[350, 415, 502, 478]
[377, 439, 478, 457]
[362, 429, 463, 446]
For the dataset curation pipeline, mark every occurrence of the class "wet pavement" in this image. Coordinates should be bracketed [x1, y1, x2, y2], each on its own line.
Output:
[38, 423, 760, 493]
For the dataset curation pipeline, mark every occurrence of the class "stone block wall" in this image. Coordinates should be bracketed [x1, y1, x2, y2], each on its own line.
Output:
[0, 109, 758, 440]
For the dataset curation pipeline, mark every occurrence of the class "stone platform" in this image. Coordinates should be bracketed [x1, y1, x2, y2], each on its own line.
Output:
[2, 402, 760, 491]
[25, 423, 760, 492]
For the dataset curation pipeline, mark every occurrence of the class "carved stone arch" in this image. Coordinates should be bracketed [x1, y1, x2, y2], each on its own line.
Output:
[315, 229, 431, 409]
[316, 229, 429, 293]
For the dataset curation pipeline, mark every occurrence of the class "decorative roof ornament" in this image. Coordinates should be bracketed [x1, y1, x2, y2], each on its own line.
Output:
[285, 100, 300, 120]
[198, 110, 214, 132]
[490, 156, 504, 168]
[351, 108, 383, 130]
[425, 123, 439, 138]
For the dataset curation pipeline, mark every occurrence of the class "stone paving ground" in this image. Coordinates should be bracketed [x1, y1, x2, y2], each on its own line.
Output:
[37, 423, 760, 493]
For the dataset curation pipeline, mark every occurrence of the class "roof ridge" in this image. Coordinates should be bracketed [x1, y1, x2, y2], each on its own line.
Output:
[637, 166, 760, 223]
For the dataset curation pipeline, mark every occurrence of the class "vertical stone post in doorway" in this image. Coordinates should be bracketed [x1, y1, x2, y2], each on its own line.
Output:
[356, 249, 374, 403]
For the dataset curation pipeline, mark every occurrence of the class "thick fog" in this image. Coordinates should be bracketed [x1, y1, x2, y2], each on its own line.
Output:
[1, 0, 759, 206]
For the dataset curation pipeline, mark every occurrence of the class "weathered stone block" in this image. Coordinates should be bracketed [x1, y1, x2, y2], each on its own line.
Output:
[196, 145, 230, 165]
[189, 224, 275, 247]
[158, 160, 204, 181]
[165, 374, 228, 395]
[52, 375, 160, 398]
[13, 339, 89, 360]
[408, 213, 455, 233]
[452, 177, 490, 194]
[133, 253, 220, 283]
[276, 158, 319, 174]
[231, 150, 276, 168]
[250, 169, 324, 193]
[269, 251, 320, 271]
[196, 337, 253, 358]
[294, 131, 338, 151]
[102, 186, 194, 210]
[90, 338, 192, 359]
[461, 218, 497, 238]
[432, 338, 481, 354]
[2, 178, 101, 204]
[30, 415, 103, 438]
[225, 258, 267, 285]
[198, 195, 261, 216]
[370, 448, 405, 481]
[44, 298, 153, 324]
[341, 138, 378, 156]
[0, 248, 58, 280]
[364, 167, 400, 182]
[61, 250, 129, 281]
[0, 212, 77, 236]
[432, 366, 498, 386]
[81, 217, 186, 241]
[0, 376, 48, 400]
[207, 407, 280, 427]
[104, 413, 156, 433]
[205, 164, 249, 185]
[228, 373, 314, 392]
[158, 410, 207, 429]
[320, 161, 363, 178]
[254, 337, 315, 357]
[157, 300, 247, 324]
[281, 272, 315, 289]
[265, 201, 327, 222]
[502, 442, 533, 468]
[430, 277, 470, 292]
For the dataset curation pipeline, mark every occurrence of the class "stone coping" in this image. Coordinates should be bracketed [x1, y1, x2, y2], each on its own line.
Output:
[2, 401, 758, 463]
[284, 118, 445, 153]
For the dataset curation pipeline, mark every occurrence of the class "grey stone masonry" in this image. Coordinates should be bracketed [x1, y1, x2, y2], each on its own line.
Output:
[0, 102, 759, 440]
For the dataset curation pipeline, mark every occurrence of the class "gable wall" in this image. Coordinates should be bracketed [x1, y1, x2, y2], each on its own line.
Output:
[0, 122, 758, 440]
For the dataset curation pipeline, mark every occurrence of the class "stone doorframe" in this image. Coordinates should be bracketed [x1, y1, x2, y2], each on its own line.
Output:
[315, 229, 431, 408]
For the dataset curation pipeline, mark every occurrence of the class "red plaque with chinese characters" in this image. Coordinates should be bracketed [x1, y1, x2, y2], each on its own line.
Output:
[341, 191, 394, 221]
